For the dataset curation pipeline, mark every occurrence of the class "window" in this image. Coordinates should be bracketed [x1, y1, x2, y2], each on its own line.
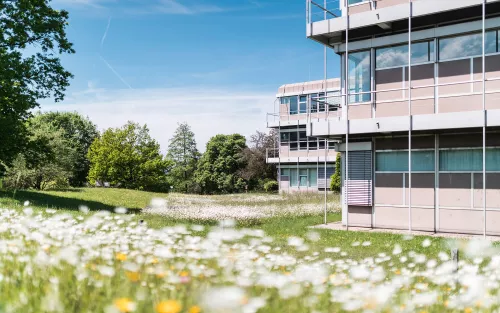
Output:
[319, 141, 326, 150]
[310, 94, 318, 113]
[318, 92, 326, 112]
[376, 150, 435, 172]
[376, 41, 435, 69]
[309, 140, 318, 150]
[299, 169, 308, 187]
[439, 31, 497, 61]
[281, 169, 290, 179]
[327, 91, 340, 111]
[309, 169, 318, 187]
[289, 96, 298, 115]
[299, 95, 307, 114]
[348, 0, 367, 4]
[348, 51, 371, 103]
[290, 169, 298, 187]
[280, 132, 290, 143]
[439, 148, 500, 172]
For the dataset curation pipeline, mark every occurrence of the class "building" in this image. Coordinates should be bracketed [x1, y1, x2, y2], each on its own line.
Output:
[306, 0, 500, 235]
[266, 79, 341, 193]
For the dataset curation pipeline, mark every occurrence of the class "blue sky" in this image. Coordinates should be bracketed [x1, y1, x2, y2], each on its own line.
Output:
[42, 0, 340, 151]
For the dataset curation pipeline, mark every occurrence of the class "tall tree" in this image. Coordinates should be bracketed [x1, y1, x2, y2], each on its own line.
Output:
[239, 130, 278, 189]
[36, 112, 99, 186]
[87, 122, 170, 192]
[195, 134, 247, 194]
[166, 123, 200, 193]
[0, 0, 74, 168]
[3, 115, 77, 190]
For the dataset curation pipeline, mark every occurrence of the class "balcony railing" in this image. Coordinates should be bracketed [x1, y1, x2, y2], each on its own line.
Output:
[307, 0, 342, 23]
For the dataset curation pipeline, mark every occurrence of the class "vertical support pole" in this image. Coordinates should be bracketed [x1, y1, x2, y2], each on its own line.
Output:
[278, 118, 281, 194]
[324, 38, 328, 225]
[482, 0, 487, 238]
[408, 0, 413, 234]
[345, 2, 350, 232]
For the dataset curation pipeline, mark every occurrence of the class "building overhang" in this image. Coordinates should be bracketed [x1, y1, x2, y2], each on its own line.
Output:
[310, 109, 500, 137]
[267, 156, 337, 164]
[307, 0, 500, 46]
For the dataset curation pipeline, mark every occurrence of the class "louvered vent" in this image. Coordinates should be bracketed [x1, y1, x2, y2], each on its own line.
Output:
[345, 150, 373, 206]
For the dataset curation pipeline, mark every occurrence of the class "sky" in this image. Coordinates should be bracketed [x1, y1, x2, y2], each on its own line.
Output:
[40, 0, 341, 152]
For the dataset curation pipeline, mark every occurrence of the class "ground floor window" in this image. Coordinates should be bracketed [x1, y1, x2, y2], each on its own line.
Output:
[439, 148, 500, 171]
[375, 150, 435, 172]
[285, 168, 318, 187]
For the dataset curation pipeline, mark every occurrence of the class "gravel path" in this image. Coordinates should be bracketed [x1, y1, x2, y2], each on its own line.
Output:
[312, 222, 500, 242]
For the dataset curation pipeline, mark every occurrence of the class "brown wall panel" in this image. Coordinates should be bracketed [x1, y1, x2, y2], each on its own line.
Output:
[376, 101, 408, 117]
[348, 103, 372, 119]
[439, 209, 483, 234]
[348, 2, 371, 14]
[375, 0, 407, 9]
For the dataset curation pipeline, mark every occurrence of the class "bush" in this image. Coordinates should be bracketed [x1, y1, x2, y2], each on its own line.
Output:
[330, 153, 341, 192]
[263, 180, 279, 193]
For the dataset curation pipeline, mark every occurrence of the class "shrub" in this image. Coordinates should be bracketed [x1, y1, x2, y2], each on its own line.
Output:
[330, 153, 341, 192]
[263, 180, 279, 193]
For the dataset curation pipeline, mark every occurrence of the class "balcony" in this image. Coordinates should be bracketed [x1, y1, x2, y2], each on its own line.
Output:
[266, 145, 338, 164]
[306, 0, 498, 46]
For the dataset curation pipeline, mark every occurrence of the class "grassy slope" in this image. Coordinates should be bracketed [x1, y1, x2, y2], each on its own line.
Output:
[0, 188, 452, 261]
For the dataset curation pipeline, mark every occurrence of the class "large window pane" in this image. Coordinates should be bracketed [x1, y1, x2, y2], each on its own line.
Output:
[487, 149, 500, 171]
[281, 169, 290, 178]
[439, 149, 482, 171]
[376, 150, 435, 172]
[376, 41, 434, 69]
[290, 169, 298, 187]
[309, 169, 318, 187]
[289, 96, 298, 115]
[439, 31, 497, 61]
[348, 51, 371, 103]
[280, 132, 290, 142]
[299, 95, 307, 114]
[349, 0, 367, 4]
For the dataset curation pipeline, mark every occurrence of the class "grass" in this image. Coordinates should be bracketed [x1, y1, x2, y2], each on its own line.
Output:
[0, 187, 495, 312]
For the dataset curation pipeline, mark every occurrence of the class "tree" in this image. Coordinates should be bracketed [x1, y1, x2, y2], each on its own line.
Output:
[87, 122, 170, 191]
[239, 130, 278, 190]
[330, 153, 341, 192]
[195, 134, 247, 194]
[0, 0, 74, 168]
[166, 123, 200, 193]
[3, 114, 77, 190]
[36, 112, 99, 186]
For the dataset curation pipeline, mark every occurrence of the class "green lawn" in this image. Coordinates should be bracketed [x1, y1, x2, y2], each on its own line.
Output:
[0, 187, 494, 312]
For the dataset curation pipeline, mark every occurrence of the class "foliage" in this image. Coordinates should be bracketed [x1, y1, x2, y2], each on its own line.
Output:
[165, 123, 200, 193]
[263, 180, 279, 193]
[195, 134, 247, 194]
[87, 121, 170, 192]
[0, 0, 74, 167]
[35, 112, 99, 187]
[330, 153, 341, 192]
[238, 130, 278, 190]
[3, 115, 76, 190]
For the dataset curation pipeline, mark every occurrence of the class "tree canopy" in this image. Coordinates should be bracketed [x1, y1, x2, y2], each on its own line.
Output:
[36, 111, 99, 186]
[87, 122, 170, 192]
[195, 134, 247, 194]
[0, 0, 74, 166]
[166, 123, 200, 193]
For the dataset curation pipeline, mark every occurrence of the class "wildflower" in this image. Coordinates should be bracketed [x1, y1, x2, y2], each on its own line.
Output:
[125, 271, 140, 282]
[114, 298, 136, 313]
[422, 239, 431, 248]
[188, 306, 201, 313]
[156, 300, 182, 313]
[115, 207, 128, 214]
[116, 253, 127, 261]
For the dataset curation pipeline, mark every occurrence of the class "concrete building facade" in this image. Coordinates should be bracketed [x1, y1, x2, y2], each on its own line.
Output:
[306, 0, 500, 235]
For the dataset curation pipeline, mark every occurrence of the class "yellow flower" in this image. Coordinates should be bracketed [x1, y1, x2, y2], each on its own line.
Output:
[114, 298, 135, 313]
[125, 271, 140, 282]
[189, 306, 201, 313]
[116, 253, 127, 261]
[179, 271, 189, 277]
[151, 258, 159, 264]
[395, 269, 401, 275]
[465, 308, 473, 313]
[156, 272, 166, 278]
[156, 300, 182, 313]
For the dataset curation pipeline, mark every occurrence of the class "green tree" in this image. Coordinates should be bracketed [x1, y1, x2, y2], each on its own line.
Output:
[330, 153, 341, 192]
[239, 130, 278, 190]
[195, 134, 247, 194]
[166, 123, 200, 193]
[0, 0, 74, 168]
[3, 115, 77, 190]
[36, 111, 99, 186]
[87, 122, 169, 191]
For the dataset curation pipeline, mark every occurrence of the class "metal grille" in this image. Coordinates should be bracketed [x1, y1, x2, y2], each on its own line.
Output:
[345, 151, 373, 206]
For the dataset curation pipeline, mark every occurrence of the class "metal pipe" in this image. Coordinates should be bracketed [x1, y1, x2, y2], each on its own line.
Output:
[408, 0, 413, 234]
[483, 0, 487, 238]
[345, 2, 350, 232]
[324, 34, 328, 225]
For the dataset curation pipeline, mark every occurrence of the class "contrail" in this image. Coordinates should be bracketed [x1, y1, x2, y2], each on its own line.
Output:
[100, 16, 111, 49]
[99, 54, 133, 89]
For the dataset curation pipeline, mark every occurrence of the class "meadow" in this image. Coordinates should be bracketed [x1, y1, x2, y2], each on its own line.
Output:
[0, 188, 498, 312]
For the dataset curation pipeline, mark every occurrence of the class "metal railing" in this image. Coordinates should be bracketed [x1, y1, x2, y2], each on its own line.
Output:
[307, 0, 342, 23]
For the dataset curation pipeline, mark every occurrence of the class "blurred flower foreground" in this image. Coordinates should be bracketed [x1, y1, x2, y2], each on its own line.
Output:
[0, 201, 499, 313]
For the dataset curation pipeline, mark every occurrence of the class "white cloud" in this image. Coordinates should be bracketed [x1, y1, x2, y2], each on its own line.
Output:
[40, 86, 274, 153]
